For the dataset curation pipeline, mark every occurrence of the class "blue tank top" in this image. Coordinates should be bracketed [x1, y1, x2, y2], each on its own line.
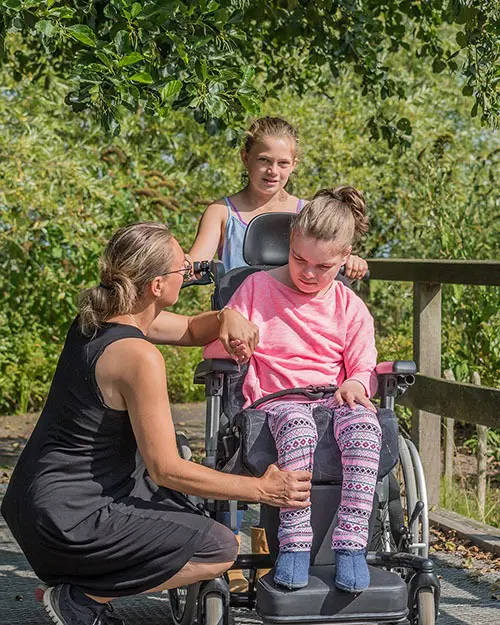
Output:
[219, 196, 305, 271]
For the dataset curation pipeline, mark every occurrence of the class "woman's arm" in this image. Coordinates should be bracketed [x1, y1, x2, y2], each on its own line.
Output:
[147, 309, 258, 362]
[109, 341, 310, 507]
[189, 202, 228, 262]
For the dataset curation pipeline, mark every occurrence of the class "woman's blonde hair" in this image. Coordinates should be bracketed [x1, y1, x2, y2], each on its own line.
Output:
[291, 186, 369, 251]
[78, 222, 174, 336]
[244, 116, 299, 155]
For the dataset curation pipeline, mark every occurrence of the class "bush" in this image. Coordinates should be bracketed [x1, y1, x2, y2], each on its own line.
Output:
[1, 47, 499, 415]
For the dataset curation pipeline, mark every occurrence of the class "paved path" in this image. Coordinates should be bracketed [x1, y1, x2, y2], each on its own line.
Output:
[1, 406, 498, 623]
[0, 492, 498, 625]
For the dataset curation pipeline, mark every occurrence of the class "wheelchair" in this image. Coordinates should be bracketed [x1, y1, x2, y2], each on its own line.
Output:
[169, 213, 440, 625]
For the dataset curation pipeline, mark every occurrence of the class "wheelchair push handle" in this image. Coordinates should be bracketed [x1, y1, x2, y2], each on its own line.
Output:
[181, 259, 225, 289]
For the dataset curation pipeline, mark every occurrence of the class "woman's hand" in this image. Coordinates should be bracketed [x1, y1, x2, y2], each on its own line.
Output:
[334, 379, 376, 412]
[257, 464, 311, 508]
[344, 254, 368, 280]
[219, 308, 259, 363]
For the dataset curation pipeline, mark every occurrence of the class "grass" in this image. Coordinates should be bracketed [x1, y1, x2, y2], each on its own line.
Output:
[441, 477, 500, 528]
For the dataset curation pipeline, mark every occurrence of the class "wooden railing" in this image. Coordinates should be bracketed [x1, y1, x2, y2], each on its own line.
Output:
[369, 259, 500, 506]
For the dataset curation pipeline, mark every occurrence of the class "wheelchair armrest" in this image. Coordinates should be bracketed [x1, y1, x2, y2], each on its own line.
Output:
[376, 361, 417, 410]
[194, 358, 240, 384]
[376, 360, 417, 375]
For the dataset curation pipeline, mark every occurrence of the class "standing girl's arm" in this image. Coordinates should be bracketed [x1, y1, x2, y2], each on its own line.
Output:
[189, 201, 228, 262]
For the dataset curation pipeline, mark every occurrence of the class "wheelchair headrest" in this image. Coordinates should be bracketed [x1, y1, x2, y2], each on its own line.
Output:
[243, 212, 295, 266]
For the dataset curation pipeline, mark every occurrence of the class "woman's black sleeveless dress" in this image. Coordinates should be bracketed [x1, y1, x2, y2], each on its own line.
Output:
[1, 320, 215, 597]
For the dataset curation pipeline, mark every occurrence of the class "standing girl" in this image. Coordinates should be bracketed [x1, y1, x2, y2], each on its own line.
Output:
[204, 186, 381, 593]
[189, 117, 368, 280]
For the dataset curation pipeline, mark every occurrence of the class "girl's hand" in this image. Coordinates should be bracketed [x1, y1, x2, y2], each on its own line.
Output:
[344, 254, 368, 280]
[334, 380, 376, 412]
[257, 464, 311, 508]
[219, 308, 259, 363]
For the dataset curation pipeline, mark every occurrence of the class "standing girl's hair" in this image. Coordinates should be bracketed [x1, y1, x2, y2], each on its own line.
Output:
[244, 116, 299, 155]
[291, 186, 369, 251]
[78, 222, 174, 336]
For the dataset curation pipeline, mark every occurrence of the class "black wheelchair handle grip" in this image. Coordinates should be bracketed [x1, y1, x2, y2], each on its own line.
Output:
[181, 260, 214, 289]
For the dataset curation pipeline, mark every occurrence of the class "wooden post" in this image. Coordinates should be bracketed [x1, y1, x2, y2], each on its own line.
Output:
[443, 369, 455, 503]
[412, 282, 442, 507]
[471, 371, 488, 522]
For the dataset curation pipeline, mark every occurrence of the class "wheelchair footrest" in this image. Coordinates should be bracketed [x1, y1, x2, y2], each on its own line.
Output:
[256, 565, 408, 623]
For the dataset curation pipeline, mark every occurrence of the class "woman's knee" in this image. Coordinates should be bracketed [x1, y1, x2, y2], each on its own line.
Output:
[191, 521, 239, 565]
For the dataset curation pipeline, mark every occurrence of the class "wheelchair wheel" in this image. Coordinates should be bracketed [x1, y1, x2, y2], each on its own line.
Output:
[370, 474, 398, 553]
[398, 435, 429, 558]
[176, 431, 193, 461]
[372, 436, 430, 558]
[168, 432, 198, 625]
[405, 437, 429, 558]
[414, 588, 436, 625]
[168, 584, 199, 625]
[197, 579, 230, 625]
[200, 593, 224, 625]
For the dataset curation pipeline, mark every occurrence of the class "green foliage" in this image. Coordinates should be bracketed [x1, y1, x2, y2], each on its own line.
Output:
[441, 475, 499, 527]
[160, 345, 205, 403]
[463, 429, 500, 463]
[0, 33, 499, 415]
[0, 1, 498, 142]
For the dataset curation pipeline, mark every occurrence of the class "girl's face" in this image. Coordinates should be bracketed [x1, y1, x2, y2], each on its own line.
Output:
[241, 136, 296, 196]
[288, 232, 351, 295]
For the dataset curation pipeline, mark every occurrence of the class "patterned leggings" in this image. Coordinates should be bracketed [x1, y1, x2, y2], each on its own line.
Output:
[266, 396, 382, 551]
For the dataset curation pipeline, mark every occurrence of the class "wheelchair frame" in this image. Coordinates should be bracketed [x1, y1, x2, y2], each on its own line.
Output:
[168, 253, 440, 625]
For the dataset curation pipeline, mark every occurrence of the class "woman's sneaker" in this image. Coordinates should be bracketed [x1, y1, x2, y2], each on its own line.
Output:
[43, 583, 125, 625]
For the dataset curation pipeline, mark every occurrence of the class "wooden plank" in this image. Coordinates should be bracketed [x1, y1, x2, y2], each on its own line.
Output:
[412, 283, 442, 506]
[369, 259, 500, 286]
[429, 508, 500, 557]
[401, 374, 500, 429]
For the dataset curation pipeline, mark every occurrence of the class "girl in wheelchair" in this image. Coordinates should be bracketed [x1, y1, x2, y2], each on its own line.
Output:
[204, 186, 381, 593]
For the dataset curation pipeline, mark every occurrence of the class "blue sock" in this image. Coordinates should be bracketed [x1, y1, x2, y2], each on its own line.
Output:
[273, 551, 310, 590]
[334, 548, 370, 593]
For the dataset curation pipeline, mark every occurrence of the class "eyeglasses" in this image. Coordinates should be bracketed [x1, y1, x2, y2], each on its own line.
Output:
[162, 259, 193, 283]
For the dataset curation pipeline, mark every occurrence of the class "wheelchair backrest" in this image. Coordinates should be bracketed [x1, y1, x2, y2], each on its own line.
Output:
[213, 212, 349, 309]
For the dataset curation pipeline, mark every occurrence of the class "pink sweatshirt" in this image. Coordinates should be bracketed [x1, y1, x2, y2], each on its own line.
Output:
[204, 271, 377, 407]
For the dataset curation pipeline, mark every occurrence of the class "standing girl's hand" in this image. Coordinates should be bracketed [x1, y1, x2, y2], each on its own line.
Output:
[344, 254, 368, 280]
[218, 308, 259, 363]
[334, 380, 376, 412]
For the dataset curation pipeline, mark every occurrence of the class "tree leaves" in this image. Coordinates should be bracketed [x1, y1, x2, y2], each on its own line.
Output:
[130, 72, 153, 84]
[0, 1, 497, 137]
[118, 52, 144, 68]
[66, 25, 97, 48]
[162, 79, 183, 99]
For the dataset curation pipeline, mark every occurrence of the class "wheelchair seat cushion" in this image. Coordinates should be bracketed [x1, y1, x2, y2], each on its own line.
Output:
[222, 407, 398, 482]
[256, 564, 408, 623]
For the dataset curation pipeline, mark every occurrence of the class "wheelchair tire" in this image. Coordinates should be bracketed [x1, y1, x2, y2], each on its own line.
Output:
[198, 592, 227, 625]
[168, 584, 199, 625]
[405, 437, 430, 558]
[370, 477, 398, 553]
[415, 588, 436, 625]
[176, 431, 193, 461]
[398, 436, 429, 558]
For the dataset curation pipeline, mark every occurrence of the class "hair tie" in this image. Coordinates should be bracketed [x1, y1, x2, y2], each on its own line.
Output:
[99, 282, 111, 290]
